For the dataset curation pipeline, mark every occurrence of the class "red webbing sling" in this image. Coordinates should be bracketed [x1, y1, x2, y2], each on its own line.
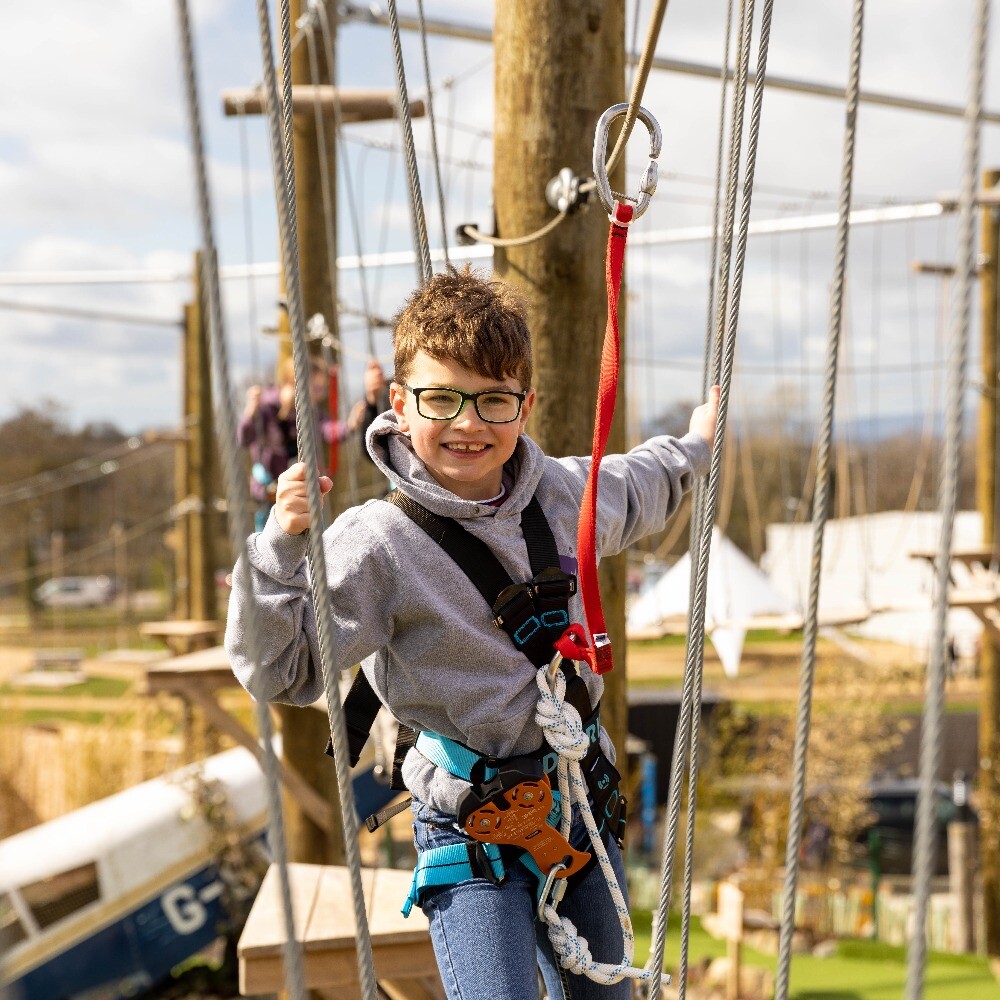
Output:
[555, 201, 634, 675]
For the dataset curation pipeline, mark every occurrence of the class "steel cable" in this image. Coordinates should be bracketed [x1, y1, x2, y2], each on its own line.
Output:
[605, 0, 671, 177]
[415, 0, 450, 267]
[905, 1, 990, 996]
[173, 2, 306, 997]
[386, 0, 432, 285]
[255, 0, 379, 995]
[676, 2, 737, 992]
[314, 2, 377, 359]
[646, 2, 776, 997]
[773, 2, 866, 996]
[649, 0, 752, 981]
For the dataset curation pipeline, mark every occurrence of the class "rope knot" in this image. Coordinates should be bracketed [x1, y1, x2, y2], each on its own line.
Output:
[534, 668, 589, 760]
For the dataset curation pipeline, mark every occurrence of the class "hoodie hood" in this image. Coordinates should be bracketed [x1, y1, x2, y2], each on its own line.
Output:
[366, 409, 545, 521]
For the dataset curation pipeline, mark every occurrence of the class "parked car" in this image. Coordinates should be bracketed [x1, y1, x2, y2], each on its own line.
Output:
[801, 778, 974, 876]
[859, 778, 973, 876]
[34, 576, 115, 609]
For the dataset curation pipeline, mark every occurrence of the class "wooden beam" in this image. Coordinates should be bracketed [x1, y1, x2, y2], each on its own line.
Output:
[177, 681, 334, 833]
[221, 86, 425, 121]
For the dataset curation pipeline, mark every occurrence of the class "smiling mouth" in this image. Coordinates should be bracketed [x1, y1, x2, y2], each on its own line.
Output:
[443, 442, 490, 454]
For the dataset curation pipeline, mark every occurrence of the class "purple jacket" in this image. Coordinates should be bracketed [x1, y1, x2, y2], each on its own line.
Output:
[237, 385, 348, 502]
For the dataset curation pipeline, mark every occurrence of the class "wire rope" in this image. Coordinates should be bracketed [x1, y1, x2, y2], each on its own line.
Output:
[235, 108, 266, 386]
[0, 437, 164, 506]
[674, 27, 741, 976]
[0, 503, 180, 589]
[774, 1, 866, 994]
[314, 2, 378, 358]
[0, 298, 181, 328]
[297, 12, 361, 509]
[414, 0, 450, 266]
[647, 2, 776, 996]
[255, 0, 379, 995]
[605, 0, 671, 177]
[386, 0, 432, 285]
[172, 3, 307, 998]
[905, 1, 990, 995]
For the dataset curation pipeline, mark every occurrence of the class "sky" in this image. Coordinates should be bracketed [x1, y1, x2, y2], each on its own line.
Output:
[2, 0, 1000, 442]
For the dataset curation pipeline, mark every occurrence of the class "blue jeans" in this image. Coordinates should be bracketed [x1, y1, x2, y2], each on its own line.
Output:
[412, 801, 633, 1000]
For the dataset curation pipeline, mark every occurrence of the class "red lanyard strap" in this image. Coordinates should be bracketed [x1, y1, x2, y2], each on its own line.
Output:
[572, 200, 633, 674]
[559, 102, 661, 674]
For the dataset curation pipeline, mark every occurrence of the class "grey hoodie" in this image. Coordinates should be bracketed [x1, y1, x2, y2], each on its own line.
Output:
[226, 411, 710, 814]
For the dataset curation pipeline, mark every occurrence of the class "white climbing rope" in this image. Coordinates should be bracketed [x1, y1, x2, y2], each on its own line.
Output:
[533, 665, 670, 991]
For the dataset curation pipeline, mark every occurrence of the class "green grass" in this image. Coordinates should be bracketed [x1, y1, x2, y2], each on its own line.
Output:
[0, 677, 131, 697]
[631, 913, 1000, 999]
[13, 710, 110, 725]
[631, 629, 804, 649]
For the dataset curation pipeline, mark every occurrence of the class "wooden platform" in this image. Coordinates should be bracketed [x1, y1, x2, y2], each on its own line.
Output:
[139, 618, 222, 654]
[239, 863, 443, 999]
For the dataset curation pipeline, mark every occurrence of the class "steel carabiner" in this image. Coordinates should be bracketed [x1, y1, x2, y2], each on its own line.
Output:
[592, 103, 662, 223]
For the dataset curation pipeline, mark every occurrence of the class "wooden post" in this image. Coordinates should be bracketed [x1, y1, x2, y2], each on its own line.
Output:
[221, 85, 425, 120]
[111, 522, 128, 650]
[493, 1, 629, 756]
[718, 880, 744, 999]
[174, 303, 193, 621]
[50, 530, 65, 635]
[274, 0, 347, 869]
[188, 253, 219, 636]
[979, 167, 1000, 958]
[949, 820, 977, 952]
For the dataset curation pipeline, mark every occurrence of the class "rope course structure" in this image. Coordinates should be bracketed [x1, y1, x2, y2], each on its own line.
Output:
[149, 0, 995, 997]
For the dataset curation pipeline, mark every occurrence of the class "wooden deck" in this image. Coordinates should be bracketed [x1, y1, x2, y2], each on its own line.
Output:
[139, 618, 222, 654]
[239, 863, 443, 999]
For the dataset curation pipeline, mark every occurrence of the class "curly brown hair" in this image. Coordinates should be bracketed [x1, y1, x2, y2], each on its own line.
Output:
[392, 265, 533, 388]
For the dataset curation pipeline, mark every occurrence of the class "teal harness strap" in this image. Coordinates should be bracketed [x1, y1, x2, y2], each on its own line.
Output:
[402, 841, 505, 916]
[414, 731, 494, 781]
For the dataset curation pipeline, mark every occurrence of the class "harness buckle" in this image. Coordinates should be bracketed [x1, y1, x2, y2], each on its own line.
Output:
[592, 102, 662, 223]
[492, 583, 534, 630]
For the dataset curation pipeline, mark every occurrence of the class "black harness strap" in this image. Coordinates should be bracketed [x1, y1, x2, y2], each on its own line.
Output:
[335, 490, 575, 776]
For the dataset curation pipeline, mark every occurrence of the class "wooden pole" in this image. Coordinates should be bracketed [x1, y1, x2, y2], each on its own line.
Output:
[949, 820, 977, 952]
[979, 167, 1000, 958]
[493, 2, 629, 756]
[188, 253, 219, 637]
[221, 85, 424, 120]
[274, 0, 347, 869]
[174, 310, 192, 622]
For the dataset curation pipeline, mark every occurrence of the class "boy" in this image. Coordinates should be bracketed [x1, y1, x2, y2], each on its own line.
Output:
[226, 267, 718, 999]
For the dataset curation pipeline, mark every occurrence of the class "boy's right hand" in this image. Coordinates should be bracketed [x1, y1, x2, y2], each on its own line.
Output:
[274, 462, 333, 535]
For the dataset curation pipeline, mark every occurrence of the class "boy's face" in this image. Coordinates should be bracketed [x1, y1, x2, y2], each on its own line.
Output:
[390, 350, 534, 502]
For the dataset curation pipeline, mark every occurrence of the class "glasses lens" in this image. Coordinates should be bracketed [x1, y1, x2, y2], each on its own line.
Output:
[416, 388, 464, 419]
[475, 392, 522, 423]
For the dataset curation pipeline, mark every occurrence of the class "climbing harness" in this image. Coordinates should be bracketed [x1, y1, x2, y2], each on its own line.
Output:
[570, 104, 661, 677]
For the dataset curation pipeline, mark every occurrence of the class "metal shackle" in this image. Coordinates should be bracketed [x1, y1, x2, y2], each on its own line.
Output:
[592, 103, 662, 223]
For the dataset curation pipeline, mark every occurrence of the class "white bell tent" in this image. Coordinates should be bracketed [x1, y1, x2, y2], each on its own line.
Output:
[627, 528, 797, 677]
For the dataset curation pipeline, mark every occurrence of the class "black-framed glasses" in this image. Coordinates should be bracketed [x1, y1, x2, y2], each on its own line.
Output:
[402, 384, 527, 424]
